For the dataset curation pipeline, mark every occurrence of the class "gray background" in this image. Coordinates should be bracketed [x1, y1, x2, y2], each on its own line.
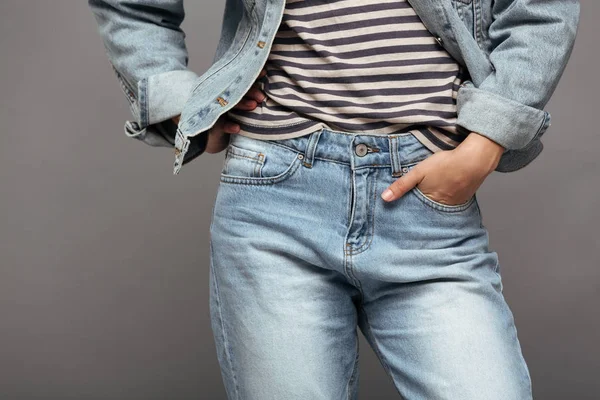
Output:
[0, 1, 597, 399]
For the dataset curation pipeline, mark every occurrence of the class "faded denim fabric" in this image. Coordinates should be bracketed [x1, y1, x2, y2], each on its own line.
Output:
[88, 0, 580, 174]
[209, 129, 534, 399]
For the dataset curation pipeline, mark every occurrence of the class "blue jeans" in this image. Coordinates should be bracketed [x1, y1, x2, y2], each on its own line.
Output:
[209, 128, 533, 400]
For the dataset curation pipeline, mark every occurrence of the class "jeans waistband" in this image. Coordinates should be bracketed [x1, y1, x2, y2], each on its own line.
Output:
[257, 127, 435, 177]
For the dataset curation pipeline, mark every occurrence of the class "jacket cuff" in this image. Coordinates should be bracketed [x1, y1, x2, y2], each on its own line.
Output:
[124, 119, 208, 166]
[456, 81, 551, 151]
[138, 69, 199, 129]
[122, 69, 199, 148]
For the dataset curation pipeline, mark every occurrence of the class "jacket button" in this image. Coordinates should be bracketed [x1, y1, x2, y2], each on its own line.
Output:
[434, 36, 443, 46]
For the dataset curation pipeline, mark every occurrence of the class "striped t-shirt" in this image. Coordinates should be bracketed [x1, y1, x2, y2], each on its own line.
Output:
[226, 0, 471, 151]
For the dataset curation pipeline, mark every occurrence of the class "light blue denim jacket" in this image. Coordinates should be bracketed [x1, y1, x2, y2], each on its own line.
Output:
[88, 0, 580, 175]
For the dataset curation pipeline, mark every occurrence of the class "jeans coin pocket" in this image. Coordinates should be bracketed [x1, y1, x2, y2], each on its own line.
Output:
[221, 143, 265, 178]
[220, 135, 303, 185]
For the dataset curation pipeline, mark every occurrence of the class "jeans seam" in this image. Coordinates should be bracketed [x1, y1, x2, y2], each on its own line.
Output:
[343, 173, 364, 293]
[348, 171, 377, 255]
[358, 304, 398, 393]
[507, 307, 534, 398]
[346, 329, 360, 400]
[344, 252, 363, 299]
[210, 245, 240, 400]
[474, 194, 484, 229]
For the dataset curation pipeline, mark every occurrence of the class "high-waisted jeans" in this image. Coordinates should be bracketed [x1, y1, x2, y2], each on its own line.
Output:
[208, 128, 533, 400]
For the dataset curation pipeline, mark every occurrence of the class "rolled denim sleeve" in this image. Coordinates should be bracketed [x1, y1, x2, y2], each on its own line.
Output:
[88, 0, 207, 163]
[455, 0, 580, 150]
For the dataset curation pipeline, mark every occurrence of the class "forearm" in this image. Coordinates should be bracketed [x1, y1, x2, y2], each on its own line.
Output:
[88, 0, 198, 140]
[456, 0, 580, 151]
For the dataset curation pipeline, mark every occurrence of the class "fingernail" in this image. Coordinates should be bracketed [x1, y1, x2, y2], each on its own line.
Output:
[381, 189, 394, 201]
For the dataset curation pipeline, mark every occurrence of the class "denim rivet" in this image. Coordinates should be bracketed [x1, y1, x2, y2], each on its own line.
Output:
[297, 154, 304, 160]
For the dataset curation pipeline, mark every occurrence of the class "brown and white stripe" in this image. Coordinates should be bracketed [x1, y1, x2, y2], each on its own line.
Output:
[226, 0, 471, 151]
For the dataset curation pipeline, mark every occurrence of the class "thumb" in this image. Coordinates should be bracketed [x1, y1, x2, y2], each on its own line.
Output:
[381, 166, 424, 202]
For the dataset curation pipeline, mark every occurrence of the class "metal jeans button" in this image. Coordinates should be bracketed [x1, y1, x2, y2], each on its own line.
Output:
[355, 143, 368, 157]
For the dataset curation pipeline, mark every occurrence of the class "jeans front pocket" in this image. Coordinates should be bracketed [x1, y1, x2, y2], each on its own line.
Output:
[411, 181, 476, 213]
[221, 143, 265, 178]
[400, 137, 477, 214]
[220, 134, 303, 185]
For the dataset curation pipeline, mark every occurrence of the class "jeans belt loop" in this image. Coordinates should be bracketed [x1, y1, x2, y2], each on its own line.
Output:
[388, 135, 403, 178]
[302, 129, 323, 168]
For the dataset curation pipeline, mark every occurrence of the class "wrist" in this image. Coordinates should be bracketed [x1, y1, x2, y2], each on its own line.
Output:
[457, 131, 505, 173]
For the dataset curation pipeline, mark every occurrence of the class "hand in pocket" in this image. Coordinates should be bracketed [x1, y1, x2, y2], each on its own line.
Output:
[381, 133, 504, 205]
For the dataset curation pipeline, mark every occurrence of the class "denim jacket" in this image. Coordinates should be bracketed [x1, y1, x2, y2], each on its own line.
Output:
[88, 0, 580, 175]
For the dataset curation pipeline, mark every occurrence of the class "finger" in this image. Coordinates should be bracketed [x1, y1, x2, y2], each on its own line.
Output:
[246, 85, 267, 103]
[258, 67, 267, 78]
[233, 87, 266, 111]
[223, 120, 241, 134]
[381, 166, 424, 202]
[207, 115, 225, 136]
[234, 97, 259, 110]
[209, 116, 240, 136]
[205, 122, 232, 154]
